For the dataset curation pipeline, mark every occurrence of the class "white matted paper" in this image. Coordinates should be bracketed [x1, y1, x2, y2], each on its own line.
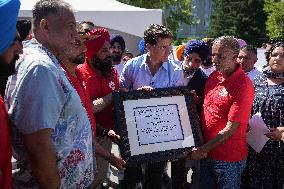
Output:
[134, 104, 184, 145]
[123, 95, 194, 156]
[246, 112, 270, 153]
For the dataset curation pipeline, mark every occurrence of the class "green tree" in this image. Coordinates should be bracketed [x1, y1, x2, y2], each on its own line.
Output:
[265, 0, 284, 39]
[117, 0, 193, 39]
[208, 0, 267, 46]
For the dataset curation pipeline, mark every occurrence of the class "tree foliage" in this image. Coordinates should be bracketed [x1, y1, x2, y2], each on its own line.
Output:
[264, 0, 284, 39]
[208, 0, 267, 46]
[117, 0, 193, 39]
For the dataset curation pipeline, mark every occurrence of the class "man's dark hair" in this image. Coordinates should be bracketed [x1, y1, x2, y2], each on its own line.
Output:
[16, 19, 31, 41]
[125, 52, 133, 59]
[144, 24, 173, 45]
[32, 0, 73, 32]
[240, 45, 257, 55]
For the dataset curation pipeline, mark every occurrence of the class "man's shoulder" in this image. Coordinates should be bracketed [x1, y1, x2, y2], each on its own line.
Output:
[124, 54, 145, 69]
[193, 68, 208, 80]
[167, 59, 182, 70]
[23, 40, 53, 60]
[234, 71, 254, 94]
[164, 59, 183, 78]
[76, 62, 98, 80]
[252, 68, 261, 74]
[19, 41, 60, 73]
[206, 70, 219, 82]
[251, 68, 261, 77]
[240, 70, 253, 84]
[18, 53, 59, 76]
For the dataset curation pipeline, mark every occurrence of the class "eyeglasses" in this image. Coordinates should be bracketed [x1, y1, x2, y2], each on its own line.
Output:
[78, 32, 85, 36]
[83, 29, 90, 34]
[78, 29, 91, 36]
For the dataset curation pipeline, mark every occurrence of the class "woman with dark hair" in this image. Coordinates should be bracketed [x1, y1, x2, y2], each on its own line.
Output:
[241, 41, 284, 189]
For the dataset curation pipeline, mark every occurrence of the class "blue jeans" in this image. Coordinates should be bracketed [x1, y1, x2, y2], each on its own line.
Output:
[199, 158, 246, 189]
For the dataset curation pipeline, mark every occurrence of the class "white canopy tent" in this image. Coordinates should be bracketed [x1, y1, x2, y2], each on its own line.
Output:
[19, 0, 163, 37]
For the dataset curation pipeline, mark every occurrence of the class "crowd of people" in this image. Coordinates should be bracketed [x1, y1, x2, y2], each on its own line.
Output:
[0, 0, 283, 189]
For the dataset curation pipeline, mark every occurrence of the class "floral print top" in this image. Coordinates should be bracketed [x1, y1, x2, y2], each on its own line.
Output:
[8, 39, 96, 189]
[242, 73, 284, 189]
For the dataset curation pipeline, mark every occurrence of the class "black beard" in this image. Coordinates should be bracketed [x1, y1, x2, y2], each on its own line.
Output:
[0, 55, 18, 97]
[202, 58, 213, 67]
[111, 54, 122, 63]
[92, 56, 113, 78]
[0, 55, 18, 76]
[72, 54, 85, 65]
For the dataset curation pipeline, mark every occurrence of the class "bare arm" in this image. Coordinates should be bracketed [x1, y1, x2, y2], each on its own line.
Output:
[190, 121, 240, 160]
[94, 140, 126, 170]
[92, 93, 112, 113]
[265, 126, 284, 141]
[23, 129, 60, 189]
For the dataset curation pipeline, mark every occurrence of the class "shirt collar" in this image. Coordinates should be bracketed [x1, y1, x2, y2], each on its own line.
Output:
[142, 54, 169, 71]
[246, 67, 256, 75]
[27, 38, 60, 67]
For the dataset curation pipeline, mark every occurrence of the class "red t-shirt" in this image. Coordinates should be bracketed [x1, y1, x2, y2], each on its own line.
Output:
[61, 64, 97, 137]
[201, 65, 254, 162]
[0, 96, 12, 189]
[76, 62, 119, 130]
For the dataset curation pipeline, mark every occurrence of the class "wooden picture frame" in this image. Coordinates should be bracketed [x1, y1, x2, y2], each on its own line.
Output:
[113, 87, 203, 166]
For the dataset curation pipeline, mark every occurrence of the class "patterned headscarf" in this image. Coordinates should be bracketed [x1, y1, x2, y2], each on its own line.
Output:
[0, 0, 21, 54]
[85, 28, 110, 62]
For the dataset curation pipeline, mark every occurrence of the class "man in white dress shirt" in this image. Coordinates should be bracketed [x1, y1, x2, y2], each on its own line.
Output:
[237, 45, 261, 81]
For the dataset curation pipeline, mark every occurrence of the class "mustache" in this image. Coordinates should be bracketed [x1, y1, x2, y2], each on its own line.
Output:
[0, 55, 19, 76]
[72, 54, 85, 65]
[111, 54, 122, 62]
[92, 56, 113, 78]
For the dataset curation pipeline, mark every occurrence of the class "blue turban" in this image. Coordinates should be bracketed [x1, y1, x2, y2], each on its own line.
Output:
[110, 35, 125, 52]
[139, 38, 145, 54]
[184, 39, 211, 61]
[0, 0, 21, 54]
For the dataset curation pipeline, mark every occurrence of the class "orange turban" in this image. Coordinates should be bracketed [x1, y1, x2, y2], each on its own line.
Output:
[85, 28, 110, 62]
[176, 45, 185, 61]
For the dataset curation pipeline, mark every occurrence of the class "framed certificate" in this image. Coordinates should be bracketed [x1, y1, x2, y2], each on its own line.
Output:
[113, 87, 203, 166]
